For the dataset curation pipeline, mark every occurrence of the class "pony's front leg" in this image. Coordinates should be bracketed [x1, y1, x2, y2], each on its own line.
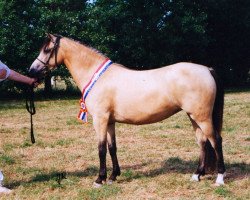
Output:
[93, 116, 109, 187]
[107, 123, 121, 184]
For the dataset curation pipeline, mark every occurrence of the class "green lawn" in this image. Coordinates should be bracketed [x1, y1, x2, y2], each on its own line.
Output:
[0, 91, 249, 199]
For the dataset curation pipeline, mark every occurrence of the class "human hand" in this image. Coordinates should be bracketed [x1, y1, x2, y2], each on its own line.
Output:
[30, 78, 39, 87]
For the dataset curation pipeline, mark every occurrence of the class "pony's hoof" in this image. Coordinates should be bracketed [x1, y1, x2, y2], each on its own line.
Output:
[93, 182, 103, 188]
[190, 174, 200, 182]
[93, 179, 106, 188]
[107, 180, 113, 185]
[214, 182, 224, 187]
[215, 173, 225, 186]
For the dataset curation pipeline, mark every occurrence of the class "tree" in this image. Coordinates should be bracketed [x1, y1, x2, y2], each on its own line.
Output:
[85, 0, 208, 69]
[87, 0, 249, 86]
[204, 0, 250, 86]
[0, 0, 39, 94]
[0, 0, 88, 95]
[34, 0, 88, 94]
[0, 0, 249, 95]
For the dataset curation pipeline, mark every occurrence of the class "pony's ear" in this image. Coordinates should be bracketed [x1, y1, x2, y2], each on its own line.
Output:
[46, 33, 54, 39]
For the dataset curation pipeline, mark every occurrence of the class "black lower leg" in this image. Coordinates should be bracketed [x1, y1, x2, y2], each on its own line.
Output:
[108, 141, 120, 181]
[215, 135, 226, 174]
[195, 161, 206, 177]
[95, 142, 107, 184]
[195, 142, 206, 177]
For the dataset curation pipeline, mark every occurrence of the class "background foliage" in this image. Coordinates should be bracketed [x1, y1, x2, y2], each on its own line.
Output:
[0, 0, 249, 95]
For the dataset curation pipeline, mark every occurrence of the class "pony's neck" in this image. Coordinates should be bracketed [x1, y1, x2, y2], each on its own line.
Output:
[60, 38, 108, 92]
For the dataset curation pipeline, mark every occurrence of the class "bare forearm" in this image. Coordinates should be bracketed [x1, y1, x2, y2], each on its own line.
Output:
[8, 70, 34, 85]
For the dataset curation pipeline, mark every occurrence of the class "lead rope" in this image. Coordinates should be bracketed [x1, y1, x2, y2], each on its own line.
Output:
[25, 85, 36, 144]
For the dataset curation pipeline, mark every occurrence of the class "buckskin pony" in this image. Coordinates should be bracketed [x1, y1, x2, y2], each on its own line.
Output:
[29, 34, 226, 187]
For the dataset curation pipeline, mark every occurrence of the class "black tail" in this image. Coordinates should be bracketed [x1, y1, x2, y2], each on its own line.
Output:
[204, 68, 224, 173]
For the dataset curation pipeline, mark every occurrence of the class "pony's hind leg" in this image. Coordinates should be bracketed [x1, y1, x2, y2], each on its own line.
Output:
[189, 116, 207, 182]
[197, 120, 226, 185]
[107, 123, 121, 184]
[210, 132, 226, 185]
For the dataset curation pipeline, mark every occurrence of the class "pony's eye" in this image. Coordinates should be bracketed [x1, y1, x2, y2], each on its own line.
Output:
[44, 46, 52, 53]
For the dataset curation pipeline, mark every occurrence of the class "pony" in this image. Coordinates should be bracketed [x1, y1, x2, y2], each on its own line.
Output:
[29, 34, 226, 187]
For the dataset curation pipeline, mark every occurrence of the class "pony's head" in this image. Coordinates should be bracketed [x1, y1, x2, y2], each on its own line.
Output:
[29, 33, 63, 78]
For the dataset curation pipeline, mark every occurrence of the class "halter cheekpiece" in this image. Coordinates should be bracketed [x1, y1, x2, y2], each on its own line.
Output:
[36, 35, 62, 70]
[78, 59, 112, 123]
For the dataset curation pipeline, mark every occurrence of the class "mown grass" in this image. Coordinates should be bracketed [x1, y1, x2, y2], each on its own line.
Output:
[0, 91, 249, 199]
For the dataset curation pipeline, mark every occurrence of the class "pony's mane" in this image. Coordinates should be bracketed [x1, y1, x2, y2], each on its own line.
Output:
[65, 36, 107, 58]
[41, 34, 108, 59]
[40, 34, 62, 50]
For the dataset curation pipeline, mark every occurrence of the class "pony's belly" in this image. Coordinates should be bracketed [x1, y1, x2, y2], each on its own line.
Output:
[112, 106, 181, 125]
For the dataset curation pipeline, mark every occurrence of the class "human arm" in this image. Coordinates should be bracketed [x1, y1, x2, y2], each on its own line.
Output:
[0, 61, 37, 86]
[8, 69, 37, 86]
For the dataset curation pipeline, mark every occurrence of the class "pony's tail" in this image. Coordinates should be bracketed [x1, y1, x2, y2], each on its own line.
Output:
[204, 68, 224, 173]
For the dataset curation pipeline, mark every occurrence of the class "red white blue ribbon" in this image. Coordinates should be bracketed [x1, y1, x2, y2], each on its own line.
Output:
[78, 59, 112, 123]
[78, 98, 88, 122]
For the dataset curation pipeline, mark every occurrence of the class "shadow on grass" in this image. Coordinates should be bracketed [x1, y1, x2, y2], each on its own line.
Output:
[146, 157, 197, 176]
[119, 157, 250, 182]
[8, 166, 98, 189]
[116, 157, 197, 183]
[7, 157, 249, 188]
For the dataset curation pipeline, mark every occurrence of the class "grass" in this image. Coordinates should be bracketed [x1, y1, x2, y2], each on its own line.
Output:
[0, 155, 15, 165]
[0, 91, 249, 199]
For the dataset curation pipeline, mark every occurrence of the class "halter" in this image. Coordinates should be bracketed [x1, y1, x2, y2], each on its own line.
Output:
[26, 35, 61, 144]
[36, 35, 62, 71]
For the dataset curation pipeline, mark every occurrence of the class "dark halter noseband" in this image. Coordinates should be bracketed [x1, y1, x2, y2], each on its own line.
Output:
[36, 35, 62, 70]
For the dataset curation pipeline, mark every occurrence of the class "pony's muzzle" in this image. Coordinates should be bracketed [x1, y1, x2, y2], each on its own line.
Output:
[29, 68, 38, 78]
[29, 65, 47, 79]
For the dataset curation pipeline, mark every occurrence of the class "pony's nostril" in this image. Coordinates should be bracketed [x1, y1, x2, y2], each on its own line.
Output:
[29, 68, 37, 77]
